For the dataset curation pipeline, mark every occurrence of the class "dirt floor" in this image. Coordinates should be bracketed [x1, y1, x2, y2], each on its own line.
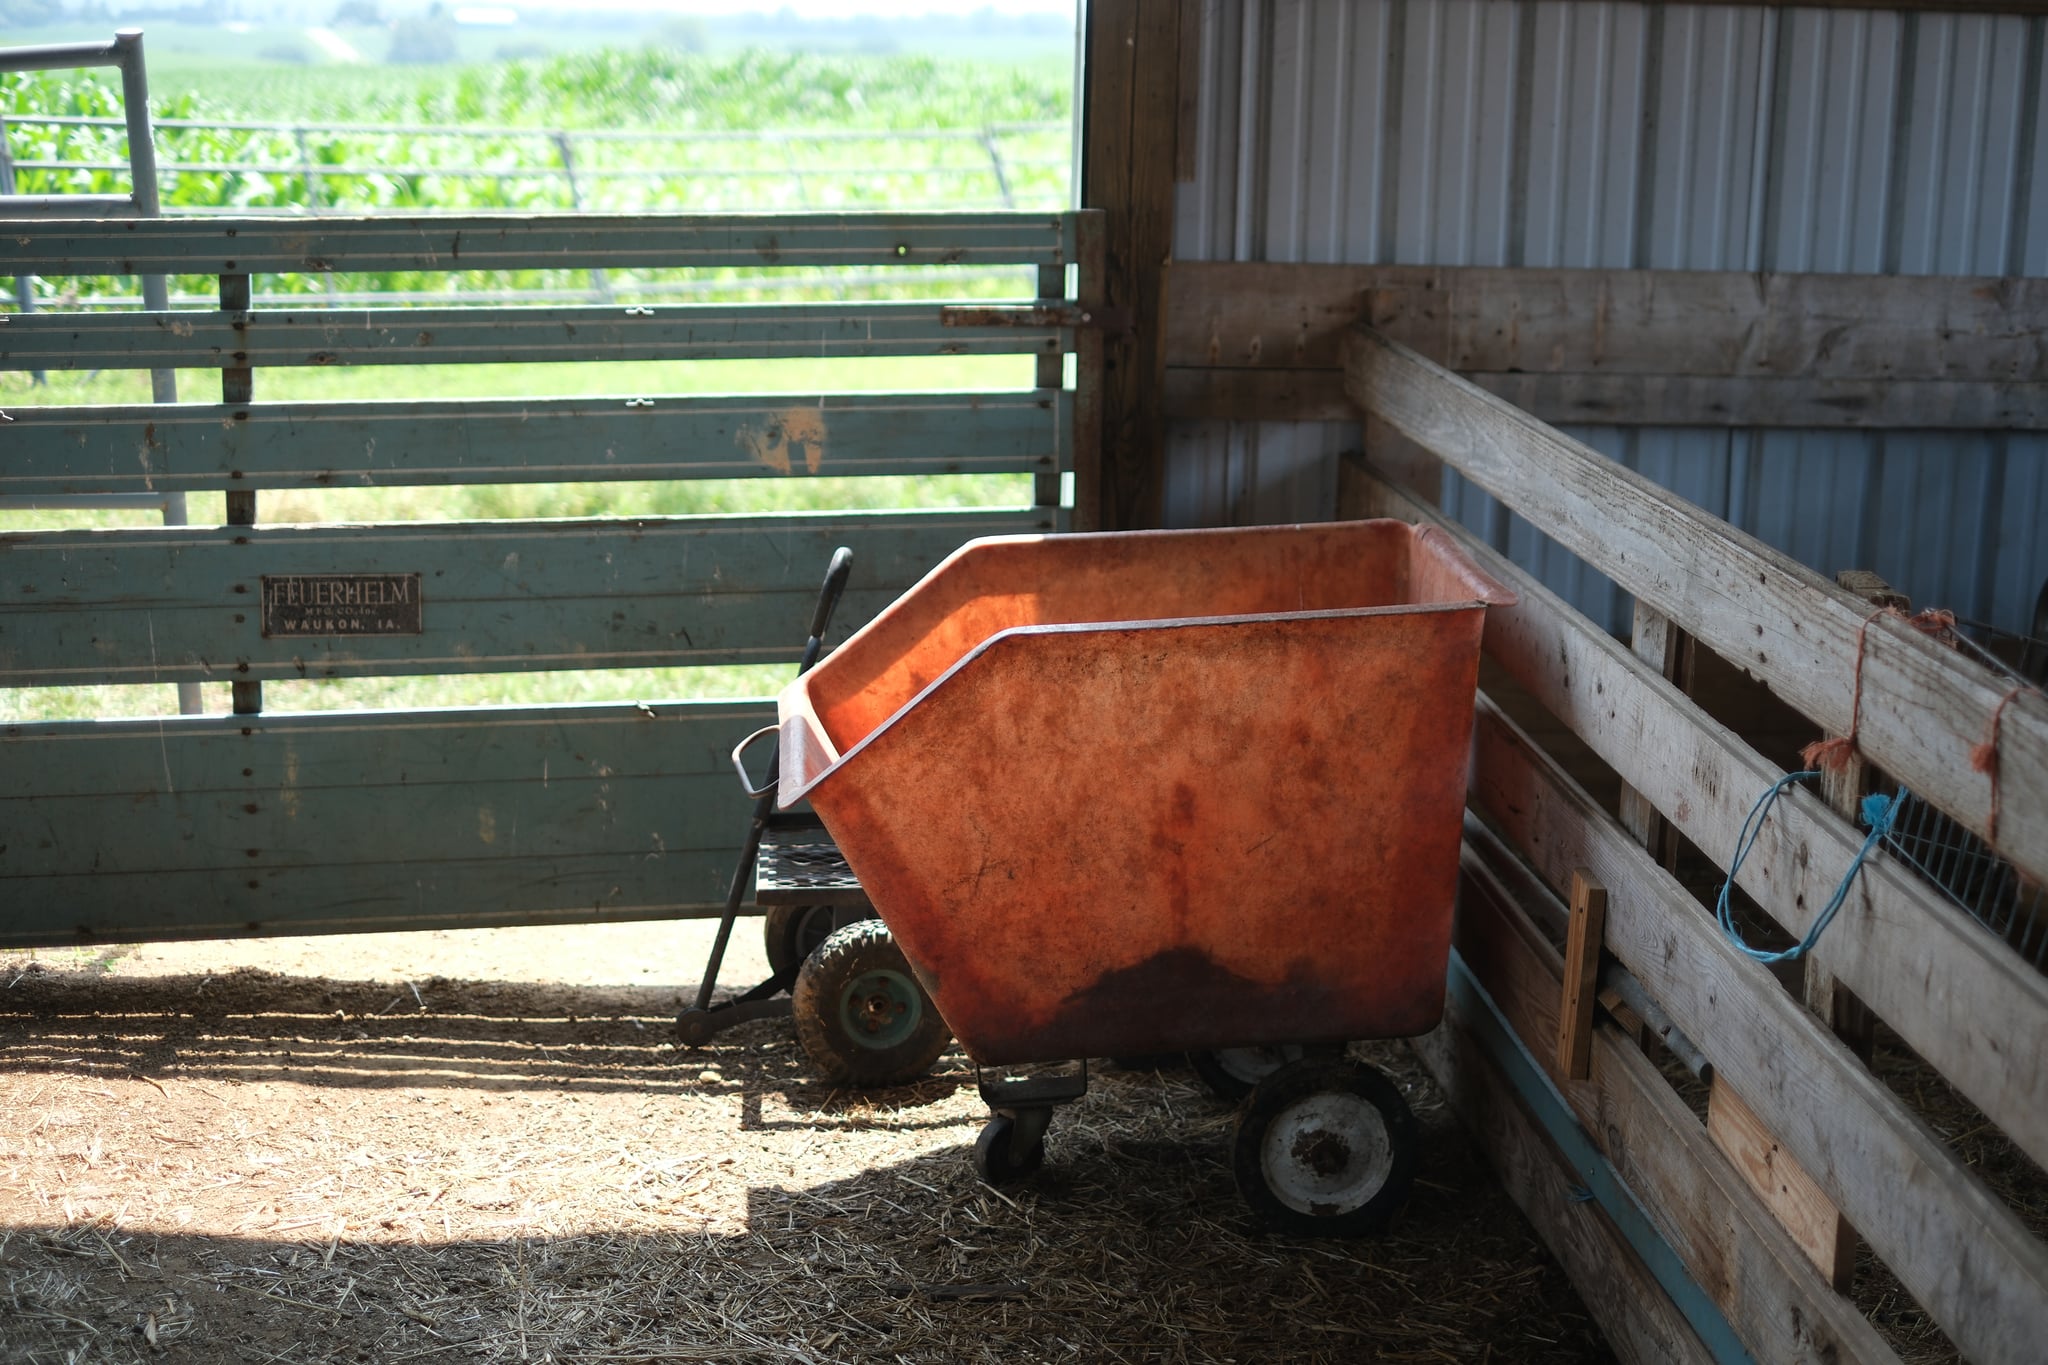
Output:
[0, 922, 1612, 1364]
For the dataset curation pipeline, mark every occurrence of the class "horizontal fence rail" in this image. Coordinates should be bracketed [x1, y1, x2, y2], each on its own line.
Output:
[0, 391, 1069, 496]
[2, 301, 1067, 371]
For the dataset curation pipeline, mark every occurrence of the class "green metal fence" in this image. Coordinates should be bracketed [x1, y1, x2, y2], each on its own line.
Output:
[0, 208, 1098, 946]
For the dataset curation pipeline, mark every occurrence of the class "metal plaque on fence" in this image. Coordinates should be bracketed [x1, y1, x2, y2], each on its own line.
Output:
[261, 573, 424, 637]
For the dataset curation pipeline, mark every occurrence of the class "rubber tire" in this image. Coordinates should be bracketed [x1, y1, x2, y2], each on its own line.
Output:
[792, 920, 950, 1087]
[1233, 1058, 1418, 1237]
[972, 1114, 1044, 1185]
[764, 904, 870, 991]
[1190, 1043, 1327, 1102]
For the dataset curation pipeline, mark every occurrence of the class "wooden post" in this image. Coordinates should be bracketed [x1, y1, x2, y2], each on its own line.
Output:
[1556, 870, 1608, 1080]
[1617, 601, 1687, 870]
[1079, 0, 1181, 531]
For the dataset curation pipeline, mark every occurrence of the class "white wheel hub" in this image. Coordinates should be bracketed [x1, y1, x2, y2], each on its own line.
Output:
[1259, 1090, 1393, 1217]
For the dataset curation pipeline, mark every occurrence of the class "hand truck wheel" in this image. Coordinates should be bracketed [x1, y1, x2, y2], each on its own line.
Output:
[792, 920, 949, 1087]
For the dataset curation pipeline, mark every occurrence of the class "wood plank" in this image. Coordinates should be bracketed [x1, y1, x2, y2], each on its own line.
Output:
[1170, 263, 2048, 381]
[1616, 603, 1683, 861]
[1454, 842, 1901, 1365]
[1163, 365, 2048, 429]
[1351, 472, 2048, 1175]
[1080, 0, 1176, 530]
[1070, 205, 1107, 531]
[1470, 373, 2048, 430]
[0, 509, 1049, 686]
[1346, 325, 2048, 889]
[0, 302, 1063, 373]
[1411, 982, 1719, 1365]
[1557, 870, 1607, 1081]
[1361, 267, 2048, 382]
[1160, 262, 2048, 427]
[0, 392, 1066, 495]
[1465, 693, 2048, 1365]
[1707, 1081, 1857, 1292]
[0, 700, 770, 946]
[5, 212, 1076, 277]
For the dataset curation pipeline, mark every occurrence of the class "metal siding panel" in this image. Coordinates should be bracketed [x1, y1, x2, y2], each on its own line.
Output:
[1735, 431, 1877, 581]
[1647, 5, 1768, 269]
[2027, 22, 2048, 277]
[1993, 437, 2048, 631]
[1164, 1, 2040, 635]
[1519, 4, 1651, 266]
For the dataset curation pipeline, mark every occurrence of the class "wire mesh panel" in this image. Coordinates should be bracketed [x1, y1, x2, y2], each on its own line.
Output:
[1885, 792, 2048, 972]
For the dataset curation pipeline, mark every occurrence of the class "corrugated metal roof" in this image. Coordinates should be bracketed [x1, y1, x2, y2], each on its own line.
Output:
[1167, 0, 2048, 637]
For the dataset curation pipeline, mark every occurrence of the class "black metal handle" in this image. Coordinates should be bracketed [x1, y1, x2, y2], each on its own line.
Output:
[808, 546, 855, 648]
[730, 724, 782, 799]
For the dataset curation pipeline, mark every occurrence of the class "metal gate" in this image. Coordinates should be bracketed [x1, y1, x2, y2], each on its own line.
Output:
[1, 197, 1099, 945]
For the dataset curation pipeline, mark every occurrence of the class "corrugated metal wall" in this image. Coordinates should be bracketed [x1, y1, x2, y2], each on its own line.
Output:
[1169, 0, 2048, 637]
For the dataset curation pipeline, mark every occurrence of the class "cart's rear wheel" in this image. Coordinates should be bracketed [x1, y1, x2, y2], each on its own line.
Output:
[764, 904, 869, 991]
[1233, 1059, 1417, 1237]
[792, 920, 950, 1086]
[973, 1113, 1045, 1185]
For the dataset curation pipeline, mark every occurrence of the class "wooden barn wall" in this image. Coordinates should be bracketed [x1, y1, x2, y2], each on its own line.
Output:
[1167, 0, 2048, 637]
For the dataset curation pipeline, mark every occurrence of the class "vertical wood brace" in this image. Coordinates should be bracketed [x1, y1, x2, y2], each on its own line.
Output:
[1706, 1081, 1856, 1293]
[1081, 0, 1180, 531]
[1617, 602, 1687, 867]
[1072, 211, 1107, 531]
[1557, 870, 1608, 1081]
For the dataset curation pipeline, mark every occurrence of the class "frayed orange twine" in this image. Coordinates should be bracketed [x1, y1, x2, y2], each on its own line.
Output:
[1973, 685, 2027, 846]
[1799, 606, 1956, 773]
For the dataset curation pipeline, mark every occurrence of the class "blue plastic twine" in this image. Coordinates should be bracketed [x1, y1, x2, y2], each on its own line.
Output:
[1714, 771, 1903, 964]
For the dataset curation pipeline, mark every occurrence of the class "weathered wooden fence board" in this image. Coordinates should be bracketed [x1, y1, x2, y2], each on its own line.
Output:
[0, 509, 1049, 686]
[1349, 468, 2048, 1172]
[1411, 969, 1720, 1365]
[1161, 262, 2048, 428]
[1453, 842, 1901, 1365]
[1468, 696, 2048, 1365]
[1347, 325, 2048, 888]
[0, 392, 1067, 495]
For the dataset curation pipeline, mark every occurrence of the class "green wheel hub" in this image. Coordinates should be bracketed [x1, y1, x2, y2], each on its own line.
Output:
[838, 967, 924, 1050]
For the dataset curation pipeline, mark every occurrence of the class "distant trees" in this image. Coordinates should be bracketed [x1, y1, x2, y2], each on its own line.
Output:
[388, 5, 457, 65]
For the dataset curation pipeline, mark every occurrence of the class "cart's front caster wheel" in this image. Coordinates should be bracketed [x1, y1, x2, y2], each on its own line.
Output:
[1234, 1059, 1417, 1237]
[1190, 1041, 1343, 1102]
[792, 920, 950, 1087]
[973, 1113, 1046, 1185]
[764, 904, 870, 992]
